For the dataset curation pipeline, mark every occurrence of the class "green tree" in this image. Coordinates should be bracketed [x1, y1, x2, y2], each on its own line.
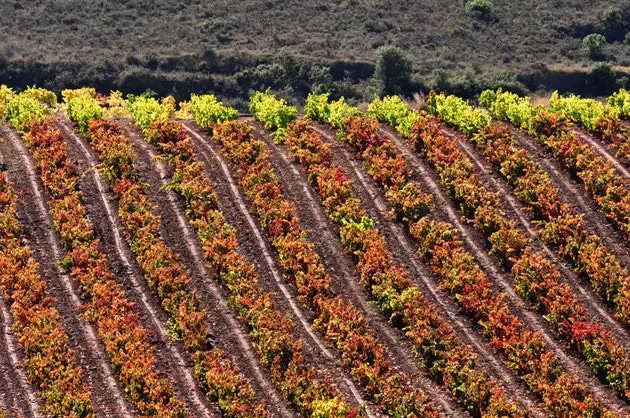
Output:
[582, 33, 607, 59]
[466, 0, 492, 18]
[601, 7, 621, 31]
[374, 46, 413, 96]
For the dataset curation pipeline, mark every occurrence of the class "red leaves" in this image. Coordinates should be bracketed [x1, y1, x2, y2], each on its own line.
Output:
[0, 173, 94, 417]
[343, 114, 612, 416]
[214, 119, 439, 416]
[530, 112, 630, 238]
[339, 116, 384, 152]
[24, 121, 187, 416]
[284, 120, 523, 416]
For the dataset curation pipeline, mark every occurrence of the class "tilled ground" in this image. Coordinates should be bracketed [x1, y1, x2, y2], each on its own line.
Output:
[3, 114, 630, 417]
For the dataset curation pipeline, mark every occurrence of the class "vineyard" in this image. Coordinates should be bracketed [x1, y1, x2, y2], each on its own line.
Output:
[0, 85, 630, 418]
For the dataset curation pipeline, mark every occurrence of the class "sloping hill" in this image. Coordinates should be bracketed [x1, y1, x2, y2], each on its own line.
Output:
[0, 0, 629, 101]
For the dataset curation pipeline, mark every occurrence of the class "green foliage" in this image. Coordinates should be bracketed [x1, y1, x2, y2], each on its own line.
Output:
[479, 89, 541, 131]
[248, 90, 297, 142]
[548, 90, 614, 131]
[368, 96, 409, 126]
[127, 96, 172, 133]
[304, 92, 331, 121]
[608, 89, 630, 118]
[601, 7, 621, 30]
[22, 86, 57, 107]
[582, 34, 608, 58]
[304, 92, 362, 130]
[189, 94, 238, 129]
[367, 95, 421, 137]
[329, 98, 362, 131]
[426, 91, 491, 135]
[0, 85, 15, 119]
[374, 46, 413, 96]
[6, 92, 52, 131]
[66, 96, 103, 133]
[466, 0, 492, 18]
[310, 398, 352, 418]
[62, 88, 97, 103]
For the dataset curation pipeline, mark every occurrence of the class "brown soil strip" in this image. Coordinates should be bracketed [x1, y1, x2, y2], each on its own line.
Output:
[0, 123, 135, 417]
[182, 122, 376, 416]
[510, 127, 630, 265]
[247, 120, 467, 416]
[120, 120, 297, 417]
[56, 120, 217, 417]
[440, 125, 630, 341]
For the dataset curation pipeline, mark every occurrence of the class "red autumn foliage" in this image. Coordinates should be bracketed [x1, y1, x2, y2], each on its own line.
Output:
[284, 120, 525, 417]
[0, 173, 94, 417]
[85, 118, 269, 417]
[25, 121, 187, 416]
[333, 114, 613, 416]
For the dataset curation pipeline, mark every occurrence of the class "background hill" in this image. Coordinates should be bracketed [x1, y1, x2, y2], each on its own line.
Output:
[1, 0, 630, 106]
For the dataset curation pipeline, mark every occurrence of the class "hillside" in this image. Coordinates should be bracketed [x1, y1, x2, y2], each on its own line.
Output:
[1, 0, 630, 103]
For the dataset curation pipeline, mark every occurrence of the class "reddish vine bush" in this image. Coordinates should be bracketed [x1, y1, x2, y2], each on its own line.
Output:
[25, 121, 187, 417]
[0, 173, 94, 417]
[85, 119, 269, 417]
[330, 113, 613, 417]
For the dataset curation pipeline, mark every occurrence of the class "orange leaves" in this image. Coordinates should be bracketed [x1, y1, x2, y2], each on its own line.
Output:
[86, 118, 270, 416]
[284, 120, 523, 417]
[25, 121, 186, 416]
[339, 116, 384, 152]
[0, 172, 94, 417]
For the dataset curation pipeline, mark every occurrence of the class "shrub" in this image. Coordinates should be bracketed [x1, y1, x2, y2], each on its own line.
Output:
[466, 0, 492, 18]
[582, 34, 607, 59]
[601, 7, 621, 31]
[374, 46, 413, 97]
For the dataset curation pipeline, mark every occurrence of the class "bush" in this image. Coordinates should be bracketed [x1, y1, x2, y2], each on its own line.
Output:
[374, 46, 413, 97]
[588, 62, 616, 94]
[601, 7, 621, 31]
[466, 0, 492, 18]
[582, 34, 607, 59]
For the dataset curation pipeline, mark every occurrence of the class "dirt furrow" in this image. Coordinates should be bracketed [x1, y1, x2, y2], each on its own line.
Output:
[1, 123, 134, 417]
[310, 124, 546, 415]
[509, 127, 630, 264]
[120, 121, 296, 417]
[0, 298, 40, 418]
[56, 121, 216, 417]
[247, 121, 467, 416]
[573, 127, 630, 179]
[441, 126, 630, 340]
[379, 126, 629, 410]
[183, 122, 375, 416]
